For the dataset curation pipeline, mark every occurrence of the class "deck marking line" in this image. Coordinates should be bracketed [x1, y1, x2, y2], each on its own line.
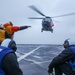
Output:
[18, 45, 42, 62]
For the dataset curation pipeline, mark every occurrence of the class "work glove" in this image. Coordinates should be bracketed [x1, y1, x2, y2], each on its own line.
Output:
[26, 26, 31, 28]
[19, 26, 31, 30]
[48, 68, 53, 75]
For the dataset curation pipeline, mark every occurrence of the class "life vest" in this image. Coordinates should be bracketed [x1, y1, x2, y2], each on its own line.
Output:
[0, 46, 13, 75]
[3, 25, 20, 35]
[3, 23, 12, 34]
[68, 45, 75, 71]
[0, 29, 5, 42]
[4, 26, 12, 34]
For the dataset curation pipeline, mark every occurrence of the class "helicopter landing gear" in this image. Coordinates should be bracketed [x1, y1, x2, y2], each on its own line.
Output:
[41, 28, 43, 32]
[41, 28, 53, 33]
[51, 29, 53, 33]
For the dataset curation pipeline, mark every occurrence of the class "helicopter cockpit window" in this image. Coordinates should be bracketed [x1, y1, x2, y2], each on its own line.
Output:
[44, 18, 52, 22]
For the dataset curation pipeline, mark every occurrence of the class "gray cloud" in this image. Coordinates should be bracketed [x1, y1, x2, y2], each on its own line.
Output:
[0, 0, 75, 44]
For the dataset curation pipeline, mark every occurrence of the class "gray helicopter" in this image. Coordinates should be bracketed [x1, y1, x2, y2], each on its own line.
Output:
[28, 5, 75, 33]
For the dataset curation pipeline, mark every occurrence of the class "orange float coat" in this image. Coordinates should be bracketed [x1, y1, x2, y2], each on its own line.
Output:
[3, 23, 20, 34]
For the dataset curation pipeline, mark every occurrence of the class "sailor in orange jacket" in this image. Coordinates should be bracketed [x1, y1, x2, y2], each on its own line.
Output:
[2, 21, 31, 39]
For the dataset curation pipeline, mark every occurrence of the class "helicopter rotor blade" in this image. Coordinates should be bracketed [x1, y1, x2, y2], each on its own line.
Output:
[28, 17, 44, 19]
[52, 20, 60, 23]
[51, 12, 75, 18]
[29, 5, 46, 16]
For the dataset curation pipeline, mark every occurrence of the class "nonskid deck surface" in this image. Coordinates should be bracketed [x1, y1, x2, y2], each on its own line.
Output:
[16, 44, 63, 75]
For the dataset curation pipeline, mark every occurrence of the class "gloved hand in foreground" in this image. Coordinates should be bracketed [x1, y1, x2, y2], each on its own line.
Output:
[48, 68, 53, 75]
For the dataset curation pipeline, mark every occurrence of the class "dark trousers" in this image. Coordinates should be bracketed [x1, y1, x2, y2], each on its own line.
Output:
[55, 63, 75, 75]
[0, 42, 2, 45]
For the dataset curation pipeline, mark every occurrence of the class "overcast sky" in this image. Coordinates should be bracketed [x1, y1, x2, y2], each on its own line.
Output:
[0, 0, 75, 44]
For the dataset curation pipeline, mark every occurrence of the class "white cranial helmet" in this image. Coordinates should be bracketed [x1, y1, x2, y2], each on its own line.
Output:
[1, 39, 17, 52]
[63, 38, 75, 48]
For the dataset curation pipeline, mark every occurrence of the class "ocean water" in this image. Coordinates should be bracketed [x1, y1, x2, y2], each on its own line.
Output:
[16, 44, 64, 75]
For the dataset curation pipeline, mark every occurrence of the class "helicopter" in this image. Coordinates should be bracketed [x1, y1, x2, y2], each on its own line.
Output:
[28, 5, 75, 33]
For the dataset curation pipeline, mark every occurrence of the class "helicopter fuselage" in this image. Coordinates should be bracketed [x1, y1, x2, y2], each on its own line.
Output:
[29, 5, 75, 33]
[41, 17, 54, 33]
